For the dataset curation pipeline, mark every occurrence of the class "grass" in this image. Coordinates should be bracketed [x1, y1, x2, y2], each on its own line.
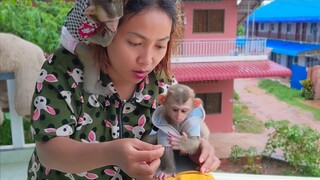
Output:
[0, 113, 33, 145]
[233, 91, 265, 133]
[259, 79, 320, 121]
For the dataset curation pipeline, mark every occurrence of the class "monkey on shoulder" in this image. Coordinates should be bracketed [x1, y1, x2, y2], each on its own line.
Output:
[61, 0, 125, 95]
[152, 84, 210, 179]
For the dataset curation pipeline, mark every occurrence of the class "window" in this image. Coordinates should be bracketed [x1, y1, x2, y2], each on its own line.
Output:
[310, 23, 317, 33]
[293, 56, 298, 65]
[287, 24, 291, 32]
[193, 9, 224, 33]
[196, 92, 222, 114]
[270, 23, 275, 31]
[260, 23, 264, 31]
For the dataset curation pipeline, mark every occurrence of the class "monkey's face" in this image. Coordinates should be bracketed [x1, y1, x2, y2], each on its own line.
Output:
[165, 99, 193, 126]
[95, 6, 121, 32]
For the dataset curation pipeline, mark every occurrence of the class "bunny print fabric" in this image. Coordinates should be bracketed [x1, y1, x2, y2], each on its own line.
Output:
[27, 47, 173, 180]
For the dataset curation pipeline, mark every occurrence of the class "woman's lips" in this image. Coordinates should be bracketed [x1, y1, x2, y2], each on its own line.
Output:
[134, 71, 147, 79]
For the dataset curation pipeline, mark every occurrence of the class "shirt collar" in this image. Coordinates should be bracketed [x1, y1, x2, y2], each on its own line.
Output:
[100, 72, 158, 108]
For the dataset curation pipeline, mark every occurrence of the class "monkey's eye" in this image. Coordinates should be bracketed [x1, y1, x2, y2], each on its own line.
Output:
[172, 108, 179, 112]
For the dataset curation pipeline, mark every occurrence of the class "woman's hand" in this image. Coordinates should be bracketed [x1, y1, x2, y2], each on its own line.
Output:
[109, 138, 164, 180]
[188, 138, 220, 173]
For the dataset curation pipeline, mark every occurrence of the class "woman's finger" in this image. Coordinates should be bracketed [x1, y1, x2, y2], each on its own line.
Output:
[133, 141, 164, 162]
[198, 139, 210, 164]
[134, 158, 161, 179]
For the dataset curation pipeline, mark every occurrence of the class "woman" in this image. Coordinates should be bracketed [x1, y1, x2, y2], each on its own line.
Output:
[27, 0, 220, 179]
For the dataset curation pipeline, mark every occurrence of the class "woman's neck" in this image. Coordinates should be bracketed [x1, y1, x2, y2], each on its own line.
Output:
[113, 82, 136, 101]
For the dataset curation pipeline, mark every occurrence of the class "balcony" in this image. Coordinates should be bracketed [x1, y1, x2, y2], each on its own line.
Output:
[172, 38, 268, 63]
[0, 38, 299, 180]
[251, 31, 320, 44]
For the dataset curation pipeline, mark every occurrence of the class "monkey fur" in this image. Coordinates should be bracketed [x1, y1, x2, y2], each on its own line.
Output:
[152, 84, 210, 179]
[63, 0, 125, 95]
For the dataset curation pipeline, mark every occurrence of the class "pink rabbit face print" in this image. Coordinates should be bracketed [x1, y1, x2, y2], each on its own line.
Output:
[36, 69, 58, 92]
[67, 68, 83, 88]
[104, 166, 123, 180]
[44, 124, 73, 136]
[105, 119, 120, 139]
[124, 115, 146, 139]
[32, 96, 56, 121]
[29, 154, 40, 180]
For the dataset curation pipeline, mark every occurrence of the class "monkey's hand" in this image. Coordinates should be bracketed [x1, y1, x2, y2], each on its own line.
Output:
[102, 29, 116, 46]
[156, 171, 175, 180]
[169, 132, 200, 155]
[86, 30, 115, 47]
[168, 132, 188, 153]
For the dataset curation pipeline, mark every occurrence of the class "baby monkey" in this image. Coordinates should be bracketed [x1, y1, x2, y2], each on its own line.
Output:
[60, 0, 124, 95]
[152, 84, 210, 180]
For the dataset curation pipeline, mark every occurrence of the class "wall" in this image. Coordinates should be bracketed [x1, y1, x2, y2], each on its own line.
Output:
[183, 0, 237, 39]
[184, 80, 234, 133]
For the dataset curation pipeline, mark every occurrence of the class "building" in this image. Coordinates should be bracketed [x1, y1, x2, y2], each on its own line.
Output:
[171, 0, 291, 133]
[246, 0, 320, 89]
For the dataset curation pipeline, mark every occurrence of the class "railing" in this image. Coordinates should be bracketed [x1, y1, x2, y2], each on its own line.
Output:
[173, 38, 267, 57]
[251, 31, 320, 44]
[0, 72, 35, 150]
[0, 38, 268, 151]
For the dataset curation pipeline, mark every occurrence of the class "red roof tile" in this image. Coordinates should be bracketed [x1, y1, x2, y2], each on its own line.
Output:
[171, 60, 292, 82]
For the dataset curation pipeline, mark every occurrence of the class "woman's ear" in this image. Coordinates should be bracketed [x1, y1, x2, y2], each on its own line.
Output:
[193, 98, 202, 108]
[158, 94, 167, 105]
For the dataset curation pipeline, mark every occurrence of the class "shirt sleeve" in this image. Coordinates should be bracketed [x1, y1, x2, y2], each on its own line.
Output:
[31, 49, 82, 142]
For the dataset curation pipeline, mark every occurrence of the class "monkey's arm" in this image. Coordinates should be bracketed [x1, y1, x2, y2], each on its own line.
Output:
[141, 134, 157, 145]
[86, 30, 116, 47]
[200, 122, 210, 139]
[169, 132, 200, 155]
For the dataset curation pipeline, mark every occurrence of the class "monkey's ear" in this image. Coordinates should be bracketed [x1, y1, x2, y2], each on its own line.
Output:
[158, 94, 167, 105]
[193, 98, 202, 108]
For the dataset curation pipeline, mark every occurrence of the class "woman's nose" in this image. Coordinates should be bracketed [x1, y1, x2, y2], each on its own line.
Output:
[137, 48, 154, 65]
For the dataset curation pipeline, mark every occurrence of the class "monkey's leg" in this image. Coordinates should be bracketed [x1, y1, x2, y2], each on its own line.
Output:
[75, 43, 100, 94]
[157, 147, 176, 179]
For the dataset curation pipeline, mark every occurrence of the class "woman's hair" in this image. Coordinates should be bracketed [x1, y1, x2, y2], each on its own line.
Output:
[93, 0, 184, 80]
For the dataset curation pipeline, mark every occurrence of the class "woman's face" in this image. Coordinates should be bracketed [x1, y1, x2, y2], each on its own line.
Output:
[107, 7, 172, 86]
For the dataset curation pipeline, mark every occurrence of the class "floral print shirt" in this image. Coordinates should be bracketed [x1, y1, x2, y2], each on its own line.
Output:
[27, 47, 174, 180]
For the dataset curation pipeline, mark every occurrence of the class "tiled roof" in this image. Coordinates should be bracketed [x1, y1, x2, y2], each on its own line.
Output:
[171, 60, 292, 82]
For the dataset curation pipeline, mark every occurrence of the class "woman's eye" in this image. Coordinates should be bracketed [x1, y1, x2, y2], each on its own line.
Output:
[128, 41, 141, 46]
[156, 45, 166, 49]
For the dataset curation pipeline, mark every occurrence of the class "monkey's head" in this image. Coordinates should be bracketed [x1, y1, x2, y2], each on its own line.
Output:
[87, 0, 125, 32]
[159, 84, 202, 126]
